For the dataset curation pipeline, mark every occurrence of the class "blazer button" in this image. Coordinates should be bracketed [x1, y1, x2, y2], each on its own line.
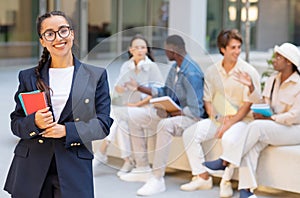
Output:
[71, 143, 74, 146]
[30, 132, 36, 137]
[75, 118, 80, 122]
[84, 98, 90, 104]
[38, 139, 44, 144]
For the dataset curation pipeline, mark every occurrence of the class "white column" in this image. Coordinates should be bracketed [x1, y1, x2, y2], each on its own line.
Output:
[168, 0, 207, 56]
[79, 0, 88, 58]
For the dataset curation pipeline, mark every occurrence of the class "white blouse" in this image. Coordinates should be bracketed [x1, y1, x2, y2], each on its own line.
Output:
[49, 66, 74, 121]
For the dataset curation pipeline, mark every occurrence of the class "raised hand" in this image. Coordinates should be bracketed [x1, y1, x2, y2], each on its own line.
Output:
[233, 70, 254, 93]
[124, 77, 139, 91]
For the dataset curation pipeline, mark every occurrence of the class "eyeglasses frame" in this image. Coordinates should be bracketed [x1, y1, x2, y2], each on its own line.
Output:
[40, 25, 72, 42]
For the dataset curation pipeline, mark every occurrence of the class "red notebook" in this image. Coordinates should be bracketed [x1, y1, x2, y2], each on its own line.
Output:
[18, 90, 48, 115]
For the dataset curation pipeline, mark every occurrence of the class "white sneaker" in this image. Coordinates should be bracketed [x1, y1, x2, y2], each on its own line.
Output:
[180, 175, 213, 191]
[120, 166, 152, 182]
[117, 159, 135, 177]
[93, 152, 108, 167]
[137, 177, 166, 196]
[220, 179, 233, 197]
[249, 195, 258, 198]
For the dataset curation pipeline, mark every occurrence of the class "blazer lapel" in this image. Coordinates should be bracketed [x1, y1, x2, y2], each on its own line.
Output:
[58, 58, 89, 123]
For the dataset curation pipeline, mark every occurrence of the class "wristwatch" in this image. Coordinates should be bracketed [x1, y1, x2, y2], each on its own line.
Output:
[214, 114, 221, 121]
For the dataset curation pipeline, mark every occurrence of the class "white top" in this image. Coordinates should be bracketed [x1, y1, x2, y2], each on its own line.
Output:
[114, 56, 164, 105]
[204, 58, 261, 122]
[49, 66, 74, 121]
[263, 72, 300, 125]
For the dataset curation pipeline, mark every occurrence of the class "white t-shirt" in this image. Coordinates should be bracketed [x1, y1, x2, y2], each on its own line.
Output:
[49, 66, 74, 121]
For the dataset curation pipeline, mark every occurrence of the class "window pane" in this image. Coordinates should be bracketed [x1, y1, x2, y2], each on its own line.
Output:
[0, 0, 39, 63]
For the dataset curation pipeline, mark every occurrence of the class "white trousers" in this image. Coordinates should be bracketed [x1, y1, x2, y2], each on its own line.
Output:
[127, 106, 196, 178]
[238, 120, 300, 190]
[182, 118, 248, 176]
[106, 119, 131, 158]
[104, 106, 140, 159]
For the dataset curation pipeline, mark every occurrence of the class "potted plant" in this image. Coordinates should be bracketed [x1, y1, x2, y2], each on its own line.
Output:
[260, 53, 275, 91]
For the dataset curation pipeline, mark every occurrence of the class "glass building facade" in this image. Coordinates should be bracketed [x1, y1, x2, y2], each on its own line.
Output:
[1, 0, 300, 63]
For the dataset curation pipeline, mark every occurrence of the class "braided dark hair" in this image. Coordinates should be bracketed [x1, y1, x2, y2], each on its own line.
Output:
[292, 64, 300, 76]
[35, 11, 73, 105]
[35, 47, 51, 104]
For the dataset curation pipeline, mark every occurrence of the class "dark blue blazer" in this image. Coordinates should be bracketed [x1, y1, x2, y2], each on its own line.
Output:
[4, 57, 113, 198]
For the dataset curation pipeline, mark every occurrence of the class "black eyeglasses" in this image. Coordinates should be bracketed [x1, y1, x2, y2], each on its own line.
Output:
[40, 26, 72, 42]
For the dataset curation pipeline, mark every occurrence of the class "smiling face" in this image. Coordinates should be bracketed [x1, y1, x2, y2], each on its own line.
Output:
[39, 15, 74, 59]
[221, 39, 241, 63]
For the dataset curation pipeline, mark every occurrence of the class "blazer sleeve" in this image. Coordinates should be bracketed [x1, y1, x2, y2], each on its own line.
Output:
[10, 70, 44, 139]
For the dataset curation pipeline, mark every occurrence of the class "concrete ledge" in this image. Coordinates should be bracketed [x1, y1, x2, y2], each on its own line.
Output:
[102, 136, 300, 194]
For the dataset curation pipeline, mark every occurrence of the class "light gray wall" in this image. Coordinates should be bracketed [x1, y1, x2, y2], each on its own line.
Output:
[256, 0, 289, 50]
[168, 0, 207, 57]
